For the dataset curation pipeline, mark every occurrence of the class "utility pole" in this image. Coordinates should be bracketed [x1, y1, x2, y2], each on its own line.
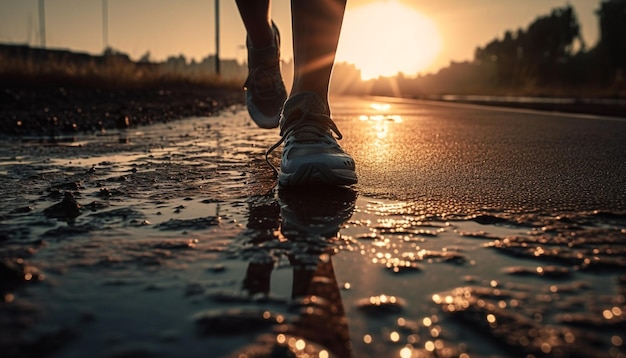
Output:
[215, 0, 220, 75]
[38, 0, 46, 47]
[102, 0, 109, 51]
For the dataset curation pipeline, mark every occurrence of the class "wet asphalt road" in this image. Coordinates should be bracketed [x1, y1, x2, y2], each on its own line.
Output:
[333, 96, 626, 214]
[2, 95, 626, 358]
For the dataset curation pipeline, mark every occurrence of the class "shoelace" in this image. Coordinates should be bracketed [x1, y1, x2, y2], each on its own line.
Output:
[243, 64, 284, 100]
[265, 110, 343, 177]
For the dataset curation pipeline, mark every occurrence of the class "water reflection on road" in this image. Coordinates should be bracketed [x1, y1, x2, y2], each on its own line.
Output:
[223, 186, 356, 357]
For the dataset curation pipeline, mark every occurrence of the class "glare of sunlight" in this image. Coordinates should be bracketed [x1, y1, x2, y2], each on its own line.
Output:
[370, 103, 391, 111]
[359, 102, 403, 139]
[337, 0, 442, 79]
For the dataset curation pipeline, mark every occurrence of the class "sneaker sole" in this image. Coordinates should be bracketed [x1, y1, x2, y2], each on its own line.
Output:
[278, 163, 357, 187]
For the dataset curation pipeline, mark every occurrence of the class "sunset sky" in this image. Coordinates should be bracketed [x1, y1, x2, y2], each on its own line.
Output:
[0, 0, 602, 78]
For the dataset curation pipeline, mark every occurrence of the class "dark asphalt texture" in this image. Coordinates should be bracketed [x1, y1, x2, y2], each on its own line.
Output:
[333, 96, 626, 214]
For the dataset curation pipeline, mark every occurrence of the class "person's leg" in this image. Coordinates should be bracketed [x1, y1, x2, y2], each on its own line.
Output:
[266, 0, 356, 187]
[236, 0, 287, 129]
[235, 0, 273, 48]
[290, 0, 347, 107]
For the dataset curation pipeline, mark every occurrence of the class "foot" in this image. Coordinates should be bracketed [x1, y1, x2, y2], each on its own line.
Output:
[266, 92, 358, 187]
[243, 22, 287, 129]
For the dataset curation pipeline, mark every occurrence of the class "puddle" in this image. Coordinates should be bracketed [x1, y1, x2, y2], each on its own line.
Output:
[1, 107, 625, 357]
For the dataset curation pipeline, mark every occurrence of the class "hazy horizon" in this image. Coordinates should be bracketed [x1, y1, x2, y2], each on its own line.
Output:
[0, 0, 602, 77]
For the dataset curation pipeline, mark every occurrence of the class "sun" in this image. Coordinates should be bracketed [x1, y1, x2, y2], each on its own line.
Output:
[336, 1, 442, 80]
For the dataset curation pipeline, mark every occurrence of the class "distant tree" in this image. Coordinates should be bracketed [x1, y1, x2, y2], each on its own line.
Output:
[474, 5, 582, 88]
[474, 30, 523, 87]
[103, 46, 126, 57]
[138, 51, 151, 63]
[522, 6, 582, 63]
[102, 46, 131, 64]
[596, 0, 626, 85]
[164, 54, 188, 73]
[518, 6, 581, 86]
[166, 54, 187, 66]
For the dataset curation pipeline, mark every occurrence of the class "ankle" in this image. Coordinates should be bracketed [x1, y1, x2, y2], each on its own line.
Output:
[247, 23, 275, 49]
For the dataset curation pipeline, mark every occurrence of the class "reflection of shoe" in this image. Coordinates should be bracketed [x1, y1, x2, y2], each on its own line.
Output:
[266, 92, 358, 187]
[278, 186, 357, 239]
[243, 22, 288, 129]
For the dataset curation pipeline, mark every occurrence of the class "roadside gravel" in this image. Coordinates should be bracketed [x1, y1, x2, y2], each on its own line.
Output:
[1, 85, 244, 136]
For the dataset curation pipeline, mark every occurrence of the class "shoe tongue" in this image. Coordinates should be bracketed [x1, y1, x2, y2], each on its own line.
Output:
[293, 125, 329, 140]
[283, 92, 329, 116]
[280, 92, 332, 136]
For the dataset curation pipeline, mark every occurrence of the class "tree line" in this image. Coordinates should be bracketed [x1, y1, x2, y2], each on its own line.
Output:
[3, 1, 623, 97]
